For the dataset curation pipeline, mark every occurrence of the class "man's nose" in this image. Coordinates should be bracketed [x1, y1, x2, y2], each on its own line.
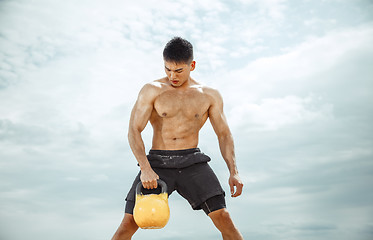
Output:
[170, 72, 176, 79]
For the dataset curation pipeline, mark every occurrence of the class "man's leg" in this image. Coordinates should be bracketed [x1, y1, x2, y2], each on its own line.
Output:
[111, 213, 138, 240]
[208, 208, 244, 240]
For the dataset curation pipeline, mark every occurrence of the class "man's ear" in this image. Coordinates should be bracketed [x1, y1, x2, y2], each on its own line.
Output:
[190, 61, 196, 71]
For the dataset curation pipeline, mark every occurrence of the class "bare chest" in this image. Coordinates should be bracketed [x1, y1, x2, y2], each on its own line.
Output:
[154, 89, 210, 119]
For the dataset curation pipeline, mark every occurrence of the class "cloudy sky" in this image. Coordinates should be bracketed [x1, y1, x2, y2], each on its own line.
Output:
[1, 0, 372, 239]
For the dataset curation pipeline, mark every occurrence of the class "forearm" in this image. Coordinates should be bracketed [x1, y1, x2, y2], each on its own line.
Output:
[218, 133, 244, 197]
[218, 133, 239, 175]
[128, 127, 159, 189]
[128, 128, 152, 170]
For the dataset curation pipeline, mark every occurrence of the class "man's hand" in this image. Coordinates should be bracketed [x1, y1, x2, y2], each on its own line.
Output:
[229, 174, 244, 197]
[140, 167, 159, 189]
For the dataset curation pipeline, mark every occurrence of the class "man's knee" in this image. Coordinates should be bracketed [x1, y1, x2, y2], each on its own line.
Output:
[123, 214, 139, 231]
[112, 214, 138, 240]
[209, 208, 244, 239]
[209, 208, 233, 225]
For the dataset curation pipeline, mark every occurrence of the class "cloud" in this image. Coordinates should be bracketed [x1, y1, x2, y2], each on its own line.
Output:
[214, 25, 373, 133]
[229, 95, 333, 131]
[0, 119, 51, 145]
[237, 0, 288, 20]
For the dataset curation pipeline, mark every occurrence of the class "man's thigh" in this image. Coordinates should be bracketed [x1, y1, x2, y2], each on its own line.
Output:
[176, 163, 225, 211]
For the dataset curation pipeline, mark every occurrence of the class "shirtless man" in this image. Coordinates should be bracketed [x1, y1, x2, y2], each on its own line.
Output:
[112, 37, 244, 240]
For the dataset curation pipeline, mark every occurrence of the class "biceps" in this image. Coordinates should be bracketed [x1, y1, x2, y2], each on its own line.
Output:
[209, 107, 230, 136]
[129, 101, 153, 132]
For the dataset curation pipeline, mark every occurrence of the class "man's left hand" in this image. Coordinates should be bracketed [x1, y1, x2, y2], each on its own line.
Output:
[229, 174, 244, 197]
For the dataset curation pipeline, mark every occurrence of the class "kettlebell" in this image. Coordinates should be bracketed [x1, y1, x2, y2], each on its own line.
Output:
[133, 179, 170, 229]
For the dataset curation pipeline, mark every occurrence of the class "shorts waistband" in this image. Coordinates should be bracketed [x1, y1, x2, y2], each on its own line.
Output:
[149, 148, 200, 156]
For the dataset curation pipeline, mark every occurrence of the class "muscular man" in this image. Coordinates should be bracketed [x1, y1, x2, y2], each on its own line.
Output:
[112, 37, 244, 240]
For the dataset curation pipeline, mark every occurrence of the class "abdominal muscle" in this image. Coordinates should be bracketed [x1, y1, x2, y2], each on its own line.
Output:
[150, 113, 206, 150]
[151, 132, 199, 150]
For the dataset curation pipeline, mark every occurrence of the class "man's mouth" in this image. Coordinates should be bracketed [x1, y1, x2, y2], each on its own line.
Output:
[171, 80, 179, 84]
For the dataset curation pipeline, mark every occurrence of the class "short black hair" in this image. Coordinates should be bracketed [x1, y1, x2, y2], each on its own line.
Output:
[163, 37, 193, 63]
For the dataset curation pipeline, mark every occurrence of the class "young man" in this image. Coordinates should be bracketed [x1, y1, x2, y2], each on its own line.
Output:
[112, 37, 244, 240]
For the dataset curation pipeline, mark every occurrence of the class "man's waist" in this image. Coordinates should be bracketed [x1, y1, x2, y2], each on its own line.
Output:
[149, 148, 200, 157]
[146, 148, 210, 168]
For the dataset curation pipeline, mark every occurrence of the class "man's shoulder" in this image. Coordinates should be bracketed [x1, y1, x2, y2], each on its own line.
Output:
[140, 78, 167, 93]
[136, 79, 168, 103]
[189, 83, 223, 107]
[198, 84, 222, 99]
[143, 78, 166, 89]
[190, 80, 217, 93]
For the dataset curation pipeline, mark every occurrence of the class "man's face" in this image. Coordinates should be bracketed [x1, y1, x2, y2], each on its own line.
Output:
[164, 60, 195, 87]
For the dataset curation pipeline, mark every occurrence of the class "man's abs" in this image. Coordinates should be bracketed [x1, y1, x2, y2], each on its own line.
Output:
[150, 116, 204, 150]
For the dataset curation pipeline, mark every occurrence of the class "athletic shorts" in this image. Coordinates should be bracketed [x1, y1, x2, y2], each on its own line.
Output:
[124, 148, 226, 215]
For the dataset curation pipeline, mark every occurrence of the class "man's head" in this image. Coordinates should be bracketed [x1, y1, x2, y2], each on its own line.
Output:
[163, 37, 194, 64]
[163, 37, 196, 88]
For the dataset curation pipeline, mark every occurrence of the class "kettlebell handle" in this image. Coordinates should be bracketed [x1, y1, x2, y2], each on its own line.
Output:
[136, 179, 167, 196]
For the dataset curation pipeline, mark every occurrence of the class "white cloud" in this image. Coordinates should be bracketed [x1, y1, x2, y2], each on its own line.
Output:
[91, 174, 109, 182]
[217, 25, 373, 131]
[229, 95, 333, 131]
[236, 25, 372, 83]
[237, 0, 288, 20]
[304, 17, 337, 27]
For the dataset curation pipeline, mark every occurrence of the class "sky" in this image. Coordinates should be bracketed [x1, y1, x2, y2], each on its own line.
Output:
[0, 0, 372, 239]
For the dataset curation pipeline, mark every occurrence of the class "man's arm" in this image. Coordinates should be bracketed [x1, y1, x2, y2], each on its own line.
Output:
[128, 83, 159, 189]
[208, 89, 244, 197]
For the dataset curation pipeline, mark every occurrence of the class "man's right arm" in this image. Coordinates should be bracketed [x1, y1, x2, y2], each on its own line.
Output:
[128, 83, 159, 189]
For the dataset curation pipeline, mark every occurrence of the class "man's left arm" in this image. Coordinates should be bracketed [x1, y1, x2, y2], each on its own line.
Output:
[208, 89, 244, 197]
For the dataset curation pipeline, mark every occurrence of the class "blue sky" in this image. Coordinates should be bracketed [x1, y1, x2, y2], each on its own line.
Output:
[0, 0, 373, 239]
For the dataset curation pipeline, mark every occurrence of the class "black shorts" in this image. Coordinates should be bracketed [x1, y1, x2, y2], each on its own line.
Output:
[125, 148, 226, 215]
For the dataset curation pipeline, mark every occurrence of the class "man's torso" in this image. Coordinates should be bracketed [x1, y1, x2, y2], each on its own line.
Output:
[148, 78, 213, 150]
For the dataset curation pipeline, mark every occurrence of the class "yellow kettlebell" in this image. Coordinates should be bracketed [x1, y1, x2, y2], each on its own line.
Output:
[133, 179, 170, 229]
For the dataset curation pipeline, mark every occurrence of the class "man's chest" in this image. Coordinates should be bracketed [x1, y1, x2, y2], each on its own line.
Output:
[154, 89, 210, 118]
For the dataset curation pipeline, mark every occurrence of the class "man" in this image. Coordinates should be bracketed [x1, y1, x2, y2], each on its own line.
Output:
[112, 37, 244, 240]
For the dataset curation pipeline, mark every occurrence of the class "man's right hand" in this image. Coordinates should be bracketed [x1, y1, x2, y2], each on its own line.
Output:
[140, 167, 159, 189]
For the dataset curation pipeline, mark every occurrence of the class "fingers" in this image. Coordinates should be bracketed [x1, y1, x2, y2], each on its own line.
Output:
[142, 179, 157, 189]
[141, 176, 159, 189]
[231, 183, 243, 197]
[230, 181, 244, 198]
[140, 170, 159, 189]
[230, 184, 235, 196]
